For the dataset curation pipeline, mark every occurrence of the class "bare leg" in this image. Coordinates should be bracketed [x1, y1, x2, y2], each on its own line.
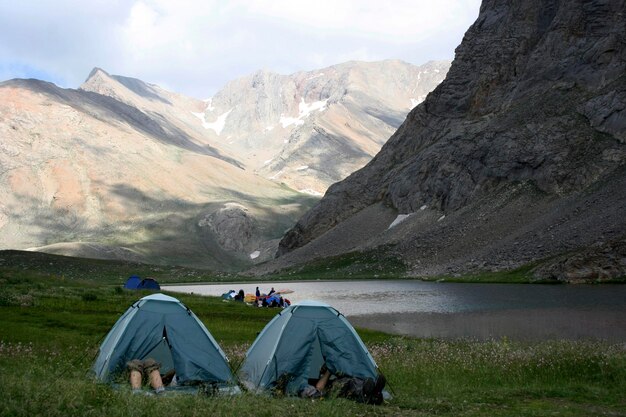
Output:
[126, 359, 144, 391]
[143, 358, 164, 393]
[148, 369, 164, 392]
[129, 370, 142, 390]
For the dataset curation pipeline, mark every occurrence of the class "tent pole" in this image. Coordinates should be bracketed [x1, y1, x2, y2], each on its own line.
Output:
[377, 366, 396, 396]
[231, 357, 244, 376]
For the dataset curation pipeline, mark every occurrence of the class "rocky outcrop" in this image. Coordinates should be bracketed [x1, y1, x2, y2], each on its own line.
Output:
[532, 238, 626, 283]
[276, 0, 626, 279]
[198, 203, 256, 252]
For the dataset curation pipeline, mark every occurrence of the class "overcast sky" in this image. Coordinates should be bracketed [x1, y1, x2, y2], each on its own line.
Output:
[0, 0, 481, 98]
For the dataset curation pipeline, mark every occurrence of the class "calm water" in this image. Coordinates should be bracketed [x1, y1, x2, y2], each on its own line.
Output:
[164, 280, 626, 341]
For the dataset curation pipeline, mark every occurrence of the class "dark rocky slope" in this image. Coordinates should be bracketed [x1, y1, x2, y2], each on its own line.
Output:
[270, 0, 626, 281]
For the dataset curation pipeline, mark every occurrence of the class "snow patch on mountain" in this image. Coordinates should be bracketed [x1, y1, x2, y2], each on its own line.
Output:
[269, 170, 284, 180]
[410, 96, 427, 108]
[279, 98, 329, 128]
[305, 73, 325, 81]
[203, 98, 215, 111]
[388, 213, 413, 229]
[299, 188, 323, 196]
[279, 116, 304, 128]
[192, 108, 233, 135]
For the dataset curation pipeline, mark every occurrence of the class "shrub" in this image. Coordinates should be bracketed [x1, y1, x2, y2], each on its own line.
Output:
[81, 293, 98, 302]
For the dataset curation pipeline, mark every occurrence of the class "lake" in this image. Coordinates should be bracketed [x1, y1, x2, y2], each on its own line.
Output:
[164, 280, 626, 341]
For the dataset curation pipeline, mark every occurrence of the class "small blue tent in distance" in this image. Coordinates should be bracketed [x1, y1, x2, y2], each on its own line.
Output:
[93, 293, 235, 388]
[138, 278, 160, 290]
[124, 276, 160, 290]
[124, 275, 141, 289]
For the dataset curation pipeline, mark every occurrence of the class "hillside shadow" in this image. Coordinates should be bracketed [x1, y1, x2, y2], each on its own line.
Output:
[272, 129, 372, 184]
[3, 182, 318, 271]
[111, 74, 172, 105]
[12, 79, 243, 169]
[363, 105, 407, 128]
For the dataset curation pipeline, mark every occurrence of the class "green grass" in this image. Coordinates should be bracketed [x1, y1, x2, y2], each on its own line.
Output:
[3, 249, 623, 286]
[419, 264, 541, 284]
[0, 249, 407, 285]
[1, 267, 625, 417]
[269, 250, 408, 280]
[0, 250, 237, 285]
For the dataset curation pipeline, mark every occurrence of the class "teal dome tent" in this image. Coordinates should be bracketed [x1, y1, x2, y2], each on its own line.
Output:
[239, 300, 382, 395]
[93, 293, 235, 388]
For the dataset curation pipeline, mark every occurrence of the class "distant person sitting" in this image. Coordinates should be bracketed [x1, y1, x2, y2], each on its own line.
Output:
[268, 287, 275, 296]
[234, 289, 244, 301]
[126, 358, 165, 394]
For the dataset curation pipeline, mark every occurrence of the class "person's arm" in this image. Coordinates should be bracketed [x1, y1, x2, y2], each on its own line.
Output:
[315, 370, 332, 392]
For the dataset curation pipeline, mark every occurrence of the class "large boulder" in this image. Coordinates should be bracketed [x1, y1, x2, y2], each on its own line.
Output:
[198, 203, 257, 253]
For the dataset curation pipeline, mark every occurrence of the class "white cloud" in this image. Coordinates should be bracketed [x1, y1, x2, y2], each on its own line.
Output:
[244, 0, 479, 42]
[0, 0, 481, 97]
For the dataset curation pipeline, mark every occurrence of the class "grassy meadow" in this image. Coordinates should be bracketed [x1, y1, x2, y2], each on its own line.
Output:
[0, 251, 625, 417]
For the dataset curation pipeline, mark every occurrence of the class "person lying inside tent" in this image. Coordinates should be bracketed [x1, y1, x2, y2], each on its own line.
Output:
[297, 363, 386, 405]
[126, 358, 177, 394]
[297, 365, 332, 399]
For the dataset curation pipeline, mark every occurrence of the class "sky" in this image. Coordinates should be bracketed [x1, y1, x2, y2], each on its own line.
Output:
[0, 0, 481, 98]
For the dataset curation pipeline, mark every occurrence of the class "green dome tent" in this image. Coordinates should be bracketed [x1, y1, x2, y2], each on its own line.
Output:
[239, 300, 382, 395]
[93, 293, 235, 390]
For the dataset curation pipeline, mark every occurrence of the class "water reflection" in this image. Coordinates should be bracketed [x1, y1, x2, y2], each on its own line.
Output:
[164, 280, 626, 341]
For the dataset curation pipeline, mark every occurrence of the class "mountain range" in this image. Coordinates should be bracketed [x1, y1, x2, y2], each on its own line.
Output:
[5, 0, 622, 282]
[0, 60, 448, 269]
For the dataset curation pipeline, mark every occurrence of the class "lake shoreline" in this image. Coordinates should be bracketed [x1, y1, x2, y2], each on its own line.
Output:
[165, 280, 626, 341]
[349, 308, 626, 342]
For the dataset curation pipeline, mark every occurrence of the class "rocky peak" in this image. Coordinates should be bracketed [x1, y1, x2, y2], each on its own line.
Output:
[80, 67, 179, 108]
[201, 60, 450, 194]
[85, 67, 110, 82]
[278, 0, 626, 256]
[80, 67, 127, 103]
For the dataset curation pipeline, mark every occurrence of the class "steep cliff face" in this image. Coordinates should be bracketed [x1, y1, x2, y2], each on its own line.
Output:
[276, 0, 626, 277]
